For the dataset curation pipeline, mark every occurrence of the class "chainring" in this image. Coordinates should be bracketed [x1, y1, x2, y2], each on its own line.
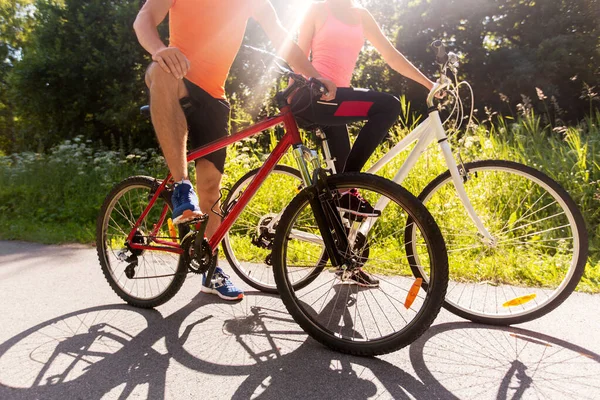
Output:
[181, 232, 215, 275]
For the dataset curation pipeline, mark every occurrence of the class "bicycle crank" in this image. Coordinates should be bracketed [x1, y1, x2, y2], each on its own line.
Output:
[181, 231, 215, 274]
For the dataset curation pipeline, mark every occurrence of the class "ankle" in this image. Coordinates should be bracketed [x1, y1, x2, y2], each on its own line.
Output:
[175, 178, 193, 187]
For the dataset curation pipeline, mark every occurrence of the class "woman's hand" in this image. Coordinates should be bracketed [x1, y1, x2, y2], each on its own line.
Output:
[318, 78, 337, 101]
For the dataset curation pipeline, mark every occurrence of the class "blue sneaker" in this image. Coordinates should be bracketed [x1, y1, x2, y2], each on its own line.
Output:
[201, 267, 244, 301]
[172, 181, 204, 225]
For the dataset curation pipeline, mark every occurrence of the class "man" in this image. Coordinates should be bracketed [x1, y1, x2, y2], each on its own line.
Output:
[133, 0, 336, 300]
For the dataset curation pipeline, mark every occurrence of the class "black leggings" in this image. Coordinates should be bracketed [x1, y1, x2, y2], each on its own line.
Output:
[292, 87, 401, 173]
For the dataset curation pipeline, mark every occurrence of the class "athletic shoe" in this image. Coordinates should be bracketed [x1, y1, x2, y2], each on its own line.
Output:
[337, 188, 381, 218]
[172, 181, 204, 225]
[336, 268, 380, 288]
[201, 266, 244, 301]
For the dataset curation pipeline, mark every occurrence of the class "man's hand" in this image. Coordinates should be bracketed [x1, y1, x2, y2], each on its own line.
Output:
[152, 47, 190, 79]
[318, 78, 337, 102]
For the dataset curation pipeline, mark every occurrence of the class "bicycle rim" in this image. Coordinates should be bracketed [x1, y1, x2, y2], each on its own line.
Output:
[273, 173, 448, 356]
[222, 165, 321, 293]
[97, 176, 186, 307]
[408, 160, 587, 325]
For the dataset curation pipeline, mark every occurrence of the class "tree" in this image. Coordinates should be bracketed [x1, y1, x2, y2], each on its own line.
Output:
[0, 0, 34, 153]
[395, 0, 600, 121]
[8, 0, 155, 152]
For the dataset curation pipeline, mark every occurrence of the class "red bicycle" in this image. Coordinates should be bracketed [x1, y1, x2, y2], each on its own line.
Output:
[96, 64, 448, 356]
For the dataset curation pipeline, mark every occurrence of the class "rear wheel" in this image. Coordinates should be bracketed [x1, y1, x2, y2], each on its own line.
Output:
[273, 173, 448, 356]
[96, 176, 187, 308]
[222, 165, 323, 293]
[406, 160, 588, 325]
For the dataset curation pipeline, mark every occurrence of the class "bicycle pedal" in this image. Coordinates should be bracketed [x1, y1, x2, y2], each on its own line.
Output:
[187, 214, 209, 225]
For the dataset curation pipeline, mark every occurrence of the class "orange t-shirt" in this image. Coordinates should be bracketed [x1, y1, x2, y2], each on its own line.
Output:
[169, 0, 255, 99]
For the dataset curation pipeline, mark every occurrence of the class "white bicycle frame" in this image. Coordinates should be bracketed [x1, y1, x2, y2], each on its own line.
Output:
[358, 109, 493, 243]
[317, 79, 491, 244]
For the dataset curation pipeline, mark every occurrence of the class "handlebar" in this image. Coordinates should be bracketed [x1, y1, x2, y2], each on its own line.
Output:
[427, 40, 460, 107]
[426, 40, 475, 135]
[431, 40, 448, 65]
[242, 45, 329, 106]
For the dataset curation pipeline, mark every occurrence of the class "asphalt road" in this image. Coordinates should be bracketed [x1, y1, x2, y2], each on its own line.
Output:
[1, 240, 599, 400]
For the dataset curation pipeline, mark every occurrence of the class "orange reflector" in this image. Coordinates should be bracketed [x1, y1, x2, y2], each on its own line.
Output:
[502, 293, 537, 308]
[167, 218, 178, 242]
[404, 278, 423, 309]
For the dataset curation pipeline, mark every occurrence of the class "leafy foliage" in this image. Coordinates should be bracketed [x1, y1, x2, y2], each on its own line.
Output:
[6, 0, 156, 152]
[0, 0, 598, 153]
[393, 0, 600, 119]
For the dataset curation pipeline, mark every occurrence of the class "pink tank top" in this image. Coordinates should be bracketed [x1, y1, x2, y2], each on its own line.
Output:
[311, 5, 364, 87]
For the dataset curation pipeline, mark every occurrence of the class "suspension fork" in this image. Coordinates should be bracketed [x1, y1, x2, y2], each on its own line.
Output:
[292, 146, 347, 267]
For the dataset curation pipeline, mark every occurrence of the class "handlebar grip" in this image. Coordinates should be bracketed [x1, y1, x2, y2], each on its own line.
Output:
[431, 40, 448, 64]
[309, 77, 328, 98]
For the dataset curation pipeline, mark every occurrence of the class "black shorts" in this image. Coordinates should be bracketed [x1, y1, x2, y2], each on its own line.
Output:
[180, 79, 230, 174]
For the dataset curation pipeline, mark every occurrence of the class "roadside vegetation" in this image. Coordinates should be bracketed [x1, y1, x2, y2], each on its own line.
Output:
[1, 106, 598, 292]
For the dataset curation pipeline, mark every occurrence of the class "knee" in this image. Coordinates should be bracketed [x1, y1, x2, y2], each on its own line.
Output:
[145, 62, 178, 91]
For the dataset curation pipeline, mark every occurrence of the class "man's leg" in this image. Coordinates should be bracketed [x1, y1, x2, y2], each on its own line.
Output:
[188, 107, 243, 301]
[196, 158, 244, 301]
[145, 63, 189, 182]
[145, 63, 203, 224]
[195, 158, 222, 240]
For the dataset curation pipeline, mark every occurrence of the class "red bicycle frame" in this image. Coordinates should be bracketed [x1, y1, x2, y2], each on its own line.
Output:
[126, 105, 304, 255]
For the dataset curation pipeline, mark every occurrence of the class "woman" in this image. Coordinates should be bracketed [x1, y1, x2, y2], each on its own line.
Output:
[292, 0, 433, 177]
[290, 0, 435, 287]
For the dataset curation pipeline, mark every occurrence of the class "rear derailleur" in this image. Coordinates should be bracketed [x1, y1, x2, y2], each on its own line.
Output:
[251, 214, 279, 266]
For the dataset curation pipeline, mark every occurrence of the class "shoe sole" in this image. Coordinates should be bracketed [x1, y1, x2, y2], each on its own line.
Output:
[201, 285, 244, 301]
[173, 210, 205, 225]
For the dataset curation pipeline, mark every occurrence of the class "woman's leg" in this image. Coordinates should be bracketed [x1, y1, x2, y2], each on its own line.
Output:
[293, 87, 401, 172]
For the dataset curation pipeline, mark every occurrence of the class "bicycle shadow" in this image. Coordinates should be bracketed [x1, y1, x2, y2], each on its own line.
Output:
[168, 288, 452, 399]
[0, 304, 167, 399]
[409, 322, 600, 400]
[0, 290, 448, 399]
[2, 292, 597, 399]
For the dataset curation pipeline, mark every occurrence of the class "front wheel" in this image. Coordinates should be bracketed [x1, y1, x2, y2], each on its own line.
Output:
[273, 173, 448, 356]
[96, 176, 187, 308]
[406, 160, 588, 325]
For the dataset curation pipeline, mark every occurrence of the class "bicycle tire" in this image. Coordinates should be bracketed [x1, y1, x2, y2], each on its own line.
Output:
[273, 173, 448, 356]
[405, 160, 588, 325]
[96, 176, 187, 308]
[222, 165, 324, 293]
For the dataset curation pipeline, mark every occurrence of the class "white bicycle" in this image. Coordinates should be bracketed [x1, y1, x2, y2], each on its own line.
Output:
[222, 41, 588, 325]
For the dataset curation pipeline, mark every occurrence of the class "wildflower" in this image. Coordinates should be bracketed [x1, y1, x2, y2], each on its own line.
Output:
[553, 126, 568, 135]
[516, 94, 533, 117]
[580, 83, 598, 101]
[535, 87, 547, 101]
